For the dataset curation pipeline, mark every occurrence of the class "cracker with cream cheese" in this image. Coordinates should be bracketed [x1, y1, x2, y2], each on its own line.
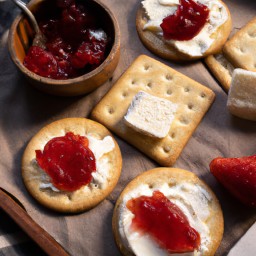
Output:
[223, 17, 256, 72]
[112, 168, 224, 256]
[22, 118, 122, 213]
[136, 0, 232, 61]
[91, 55, 215, 166]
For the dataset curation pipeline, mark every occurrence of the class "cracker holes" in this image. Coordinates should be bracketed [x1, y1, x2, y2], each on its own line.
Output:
[170, 132, 176, 139]
[200, 92, 206, 98]
[179, 117, 189, 125]
[166, 89, 172, 95]
[108, 107, 115, 114]
[147, 82, 153, 88]
[149, 184, 154, 189]
[163, 145, 171, 153]
[93, 184, 99, 188]
[184, 87, 190, 93]
[168, 181, 175, 187]
[131, 79, 136, 85]
[165, 74, 173, 81]
[144, 64, 151, 71]
[122, 91, 128, 98]
[67, 194, 72, 201]
[187, 103, 194, 110]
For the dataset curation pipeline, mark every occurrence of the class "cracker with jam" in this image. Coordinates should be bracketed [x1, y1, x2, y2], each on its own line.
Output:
[22, 118, 122, 213]
[113, 168, 224, 256]
[136, 0, 232, 61]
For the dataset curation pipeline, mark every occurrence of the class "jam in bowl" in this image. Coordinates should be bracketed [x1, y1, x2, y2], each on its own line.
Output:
[8, 0, 120, 96]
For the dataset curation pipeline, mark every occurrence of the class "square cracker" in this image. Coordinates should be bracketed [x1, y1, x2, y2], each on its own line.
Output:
[205, 53, 234, 92]
[223, 17, 256, 72]
[91, 55, 215, 166]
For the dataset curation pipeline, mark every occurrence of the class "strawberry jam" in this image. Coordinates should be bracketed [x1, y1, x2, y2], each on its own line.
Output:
[36, 132, 96, 191]
[160, 0, 210, 41]
[127, 191, 200, 253]
[23, 0, 109, 79]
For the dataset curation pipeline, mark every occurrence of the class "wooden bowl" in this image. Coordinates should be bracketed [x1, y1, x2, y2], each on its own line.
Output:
[8, 0, 120, 96]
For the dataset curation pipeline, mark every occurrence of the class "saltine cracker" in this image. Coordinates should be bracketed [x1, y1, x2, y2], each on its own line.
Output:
[91, 55, 215, 166]
[223, 17, 256, 72]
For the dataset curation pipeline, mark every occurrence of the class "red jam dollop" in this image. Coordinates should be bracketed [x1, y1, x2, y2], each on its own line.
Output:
[24, 0, 109, 79]
[36, 132, 96, 191]
[160, 0, 210, 41]
[127, 190, 200, 253]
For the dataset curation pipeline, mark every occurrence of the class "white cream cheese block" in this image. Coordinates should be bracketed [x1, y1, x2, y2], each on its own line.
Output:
[124, 91, 178, 138]
[227, 68, 256, 121]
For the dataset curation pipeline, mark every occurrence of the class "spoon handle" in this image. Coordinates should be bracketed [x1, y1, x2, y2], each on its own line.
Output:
[0, 188, 69, 256]
[12, 0, 40, 34]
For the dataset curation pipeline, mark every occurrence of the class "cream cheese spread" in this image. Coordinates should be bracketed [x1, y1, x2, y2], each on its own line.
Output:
[142, 0, 228, 56]
[124, 91, 178, 138]
[118, 182, 212, 255]
[35, 135, 115, 192]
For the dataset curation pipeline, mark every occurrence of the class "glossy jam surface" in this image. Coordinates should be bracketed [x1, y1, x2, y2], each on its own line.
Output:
[127, 190, 200, 253]
[160, 0, 210, 41]
[36, 132, 96, 191]
[24, 0, 109, 79]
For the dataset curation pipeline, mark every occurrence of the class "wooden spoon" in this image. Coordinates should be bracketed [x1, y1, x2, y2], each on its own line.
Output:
[0, 188, 69, 256]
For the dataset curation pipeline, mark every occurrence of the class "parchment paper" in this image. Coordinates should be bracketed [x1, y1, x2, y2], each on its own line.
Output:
[0, 0, 255, 255]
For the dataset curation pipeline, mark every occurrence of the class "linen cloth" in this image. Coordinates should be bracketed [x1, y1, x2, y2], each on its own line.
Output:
[0, 0, 255, 255]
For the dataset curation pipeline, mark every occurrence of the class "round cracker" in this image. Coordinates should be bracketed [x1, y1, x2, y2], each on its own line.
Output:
[22, 118, 122, 213]
[136, 1, 232, 61]
[113, 168, 224, 256]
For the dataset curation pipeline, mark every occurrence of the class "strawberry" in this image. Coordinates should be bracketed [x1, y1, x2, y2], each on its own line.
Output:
[210, 155, 256, 208]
